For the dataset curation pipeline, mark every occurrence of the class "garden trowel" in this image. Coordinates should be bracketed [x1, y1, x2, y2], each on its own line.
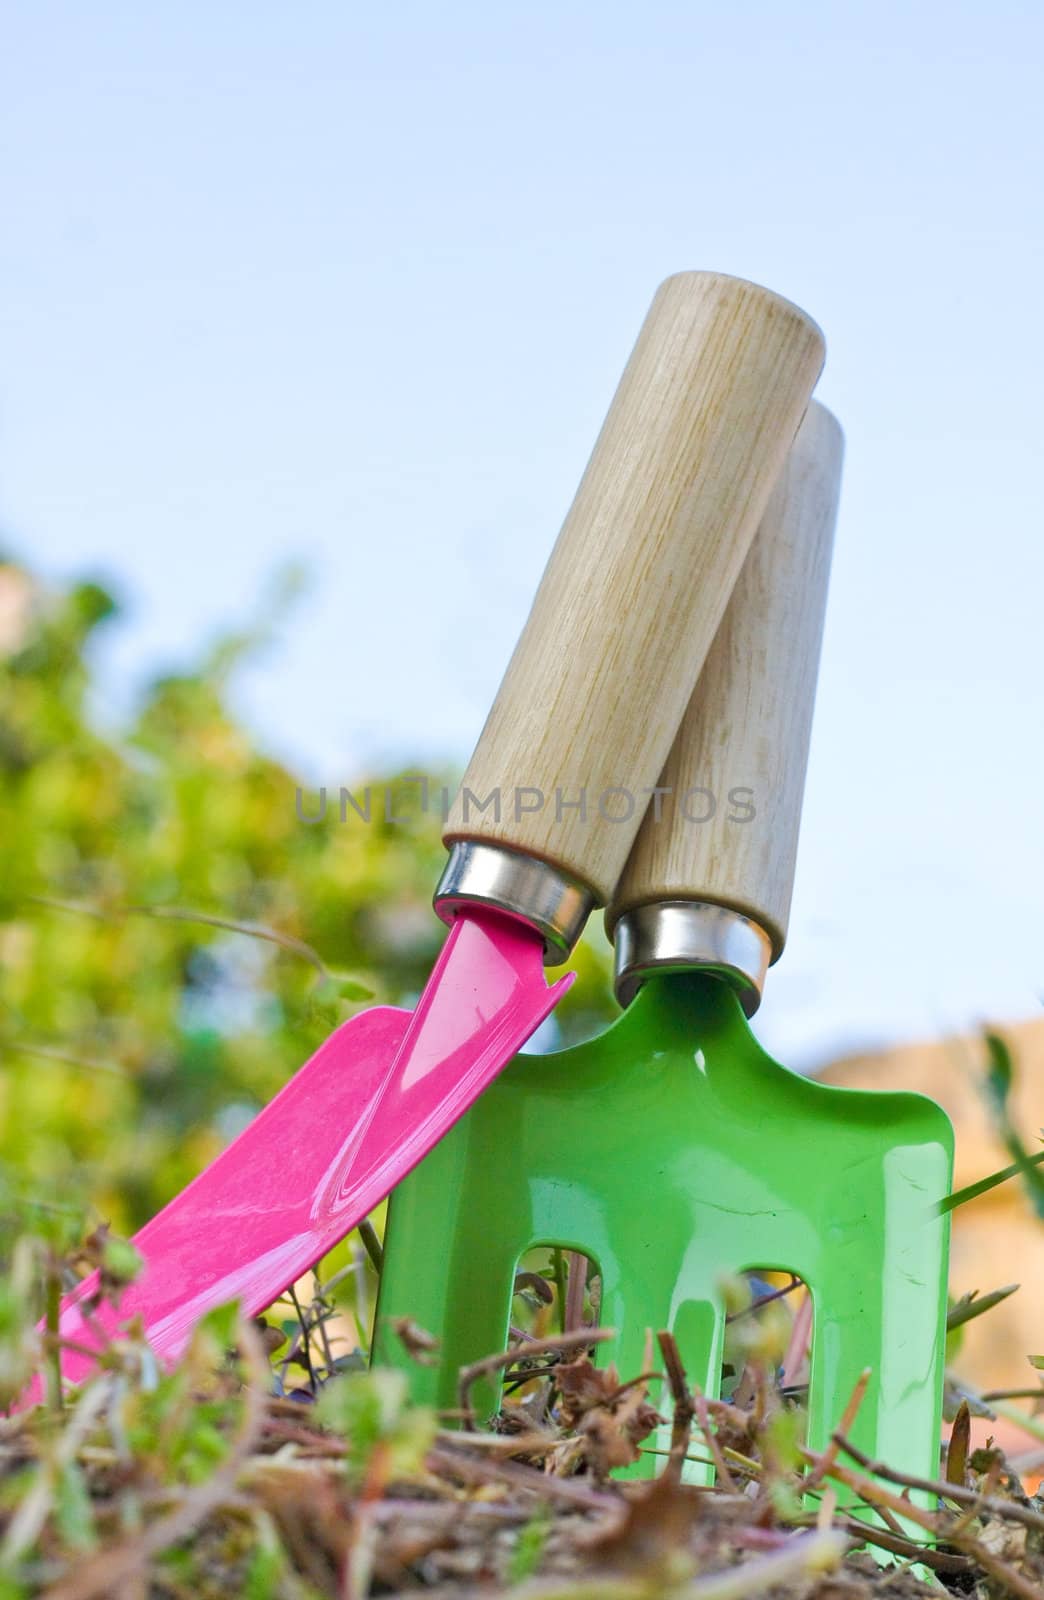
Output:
[375, 402, 955, 1484]
[38, 272, 824, 1386]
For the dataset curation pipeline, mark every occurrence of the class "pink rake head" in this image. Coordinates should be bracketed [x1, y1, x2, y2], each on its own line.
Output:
[21, 912, 568, 1403]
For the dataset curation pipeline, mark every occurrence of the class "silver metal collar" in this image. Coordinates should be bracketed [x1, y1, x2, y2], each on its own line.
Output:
[613, 901, 773, 1015]
[434, 841, 597, 965]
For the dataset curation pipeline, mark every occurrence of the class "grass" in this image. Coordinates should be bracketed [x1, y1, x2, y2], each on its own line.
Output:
[2, 1223, 1044, 1600]
[3, 1027, 1044, 1597]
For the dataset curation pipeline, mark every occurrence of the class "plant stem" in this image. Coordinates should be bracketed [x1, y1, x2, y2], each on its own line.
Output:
[45, 1255, 63, 1412]
[551, 1250, 567, 1334]
[358, 1220, 383, 1274]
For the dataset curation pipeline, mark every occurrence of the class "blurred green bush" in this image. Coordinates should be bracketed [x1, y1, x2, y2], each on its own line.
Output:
[0, 557, 614, 1234]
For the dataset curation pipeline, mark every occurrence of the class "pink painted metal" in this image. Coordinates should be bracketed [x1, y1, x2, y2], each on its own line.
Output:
[31, 910, 569, 1395]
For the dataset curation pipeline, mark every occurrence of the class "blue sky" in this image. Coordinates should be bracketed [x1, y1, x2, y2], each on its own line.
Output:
[3, 2, 1043, 1064]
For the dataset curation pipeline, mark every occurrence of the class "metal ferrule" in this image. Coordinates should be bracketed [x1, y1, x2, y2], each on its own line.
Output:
[434, 841, 597, 965]
[613, 901, 774, 1016]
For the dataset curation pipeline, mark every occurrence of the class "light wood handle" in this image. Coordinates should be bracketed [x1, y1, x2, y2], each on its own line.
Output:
[444, 272, 825, 903]
[607, 400, 843, 954]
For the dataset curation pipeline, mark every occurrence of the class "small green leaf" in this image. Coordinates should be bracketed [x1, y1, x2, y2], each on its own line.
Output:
[102, 1235, 143, 1284]
[984, 1031, 1014, 1115]
[976, 1035, 1044, 1220]
[760, 1405, 805, 1474]
[946, 1284, 1019, 1333]
[195, 1299, 241, 1353]
[768, 1478, 804, 1520]
[317, 1368, 435, 1486]
[243, 1543, 284, 1600]
[718, 1273, 752, 1318]
[318, 1367, 406, 1455]
[55, 1461, 96, 1550]
[508, 1514, 550, 1582]
[943, 1377, 995, 1421]
[313, 974, 374, 1005]
[946, 1400, 971, 1485]
[331, 1350, 368, 1375]
[71, 580, 119, 630]
[940, 1148, 1044, 1213]
[336, 978, 374, 1002]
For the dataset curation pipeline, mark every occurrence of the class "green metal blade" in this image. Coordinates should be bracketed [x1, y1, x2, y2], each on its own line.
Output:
[374, 974, 953, 1485]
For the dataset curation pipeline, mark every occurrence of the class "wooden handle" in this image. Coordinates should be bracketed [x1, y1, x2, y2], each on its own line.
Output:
[444, 272, 825, 904]
[607, 400, 843, 954]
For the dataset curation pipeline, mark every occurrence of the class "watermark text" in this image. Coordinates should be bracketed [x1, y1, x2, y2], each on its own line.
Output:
[295, 778, 757, 828]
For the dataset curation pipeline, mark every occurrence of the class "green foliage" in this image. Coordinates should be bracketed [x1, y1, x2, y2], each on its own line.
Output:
[0, 554, 618, 1233]
[981, 1032, 1044, 1220]
[0, 1238, 38, 1410]
[316, 1368, 436, 1487]
[506, 1512, 549, 1582]
[939, 1145, 1044, 1214]
[945, 1284, 1020, 1365]
[100, 1232, 143, 1285]
[719, 1273, 792, 1384]
[0, 1207, 1041, 1596]
[760, 1405, 804, 1474]
[242, 1529, 288, 1600]
[53, 1462, 95, 1550]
